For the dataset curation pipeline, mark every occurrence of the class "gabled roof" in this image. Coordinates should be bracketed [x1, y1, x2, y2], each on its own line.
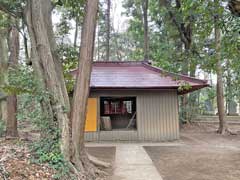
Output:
[71, 61, 209, 94]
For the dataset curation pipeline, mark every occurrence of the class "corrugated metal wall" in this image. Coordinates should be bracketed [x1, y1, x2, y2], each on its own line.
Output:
[85, 131, 138, 142]
[85, 90, 179, 141]
[137, 91, 179, 141]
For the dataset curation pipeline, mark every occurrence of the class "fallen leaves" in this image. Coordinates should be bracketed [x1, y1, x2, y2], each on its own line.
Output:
[0, 139, 55, 180]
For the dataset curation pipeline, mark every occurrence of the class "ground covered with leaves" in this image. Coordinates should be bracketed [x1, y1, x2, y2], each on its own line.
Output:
[0, 118, 115, 180]
[0, 139, 55, 180]
[0, 139, 116, 180]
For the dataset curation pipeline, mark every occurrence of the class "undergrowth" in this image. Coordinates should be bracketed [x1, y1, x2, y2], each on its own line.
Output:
[0, 119, 5, 137]
[29, 128, 74, 179]
[10, 66, 75, 180]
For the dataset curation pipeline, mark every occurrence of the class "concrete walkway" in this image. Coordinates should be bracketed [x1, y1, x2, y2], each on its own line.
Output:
[111, 144, 163, 180]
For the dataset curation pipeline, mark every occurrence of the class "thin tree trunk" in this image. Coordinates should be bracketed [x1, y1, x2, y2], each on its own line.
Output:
[6, 95, 18, 137]
[0, 28, 8, 123]
[188, 65, 197, 120]
[71, 0, 98, 170]
[226, 60, 232, 115]
[142, 0, 149, 61]
[22, 19, 30, 65]
[97, 23, 100, 61]
[215, 0, 227, 134]
[74, 17, 79, 48]
[161, 0, 193, 122]
[106, 0, 111, 61]
[180, 43, 190, 123]
[0, 100, 7, 123]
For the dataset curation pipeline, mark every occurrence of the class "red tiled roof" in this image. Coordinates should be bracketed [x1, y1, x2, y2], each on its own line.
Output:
[71, 61, 209, 94]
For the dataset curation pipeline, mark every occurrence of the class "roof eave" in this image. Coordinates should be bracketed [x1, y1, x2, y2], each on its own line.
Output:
[90, 84, 210, 94]
[177, 84, 210, 95]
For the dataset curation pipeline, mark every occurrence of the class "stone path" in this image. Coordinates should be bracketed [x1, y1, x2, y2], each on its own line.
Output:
[111, 144, 163, 180]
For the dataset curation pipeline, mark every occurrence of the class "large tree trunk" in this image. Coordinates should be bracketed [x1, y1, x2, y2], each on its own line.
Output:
[25, 1, 108, 178]
[24, 0, 70, 160]
[0, 28, 8, 123]
[70, 1, 103, 179]
[5, 23, 19, 138]
[215, 1, 227, 134]
[25, 0, 109, 177]
[106, 0, 111, 61]
[142, 0, 149, 61]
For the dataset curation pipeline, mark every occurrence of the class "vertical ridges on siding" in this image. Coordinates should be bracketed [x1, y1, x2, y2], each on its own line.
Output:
[137, 90, 179, 141]
[86, 90, 179, 141]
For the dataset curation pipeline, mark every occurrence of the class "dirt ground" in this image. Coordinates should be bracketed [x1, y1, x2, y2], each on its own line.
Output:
[2, 121, 240, 180]
[145, 123, 240, 180]
[0, 140, 115, 180]
[0, 119, 116, 180]
[0, 139, 55, 180]
[87, 146, 116, 177]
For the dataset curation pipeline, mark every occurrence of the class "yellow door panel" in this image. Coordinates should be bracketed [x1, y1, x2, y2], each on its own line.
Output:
[85, 98, 97, 132]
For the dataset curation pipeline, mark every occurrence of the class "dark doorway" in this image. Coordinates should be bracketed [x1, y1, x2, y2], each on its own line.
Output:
[100, 97, 137, 130]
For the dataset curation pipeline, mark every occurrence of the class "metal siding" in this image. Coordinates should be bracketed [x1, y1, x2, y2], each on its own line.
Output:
[84, 132, 99, 141]
[174, 92, 180, 138]
[158, 94, 163, 140]
[85, 90, 179, 141]
[166, 93, 171, 139]
[137, 90, 179, 141]
[84, 131, 138, 141]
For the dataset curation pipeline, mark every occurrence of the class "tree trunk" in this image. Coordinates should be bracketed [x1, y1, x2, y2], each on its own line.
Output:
[22, 20, 30, 65]
[188, 65, 197, 120]
[24, 0, 70, 160]
[215, 0, 227, 134]
[0, 28, 8, 123]
[162, 0, 194, 122]
[74, 17, 79, 48]
[25, 1, 109, 177]
[226, 60, 232, 115]
[106, 0, 111, 61]
[142, 0, 149, 61]
[70, 0, 99, 175]
[5, 23, 19, 138]
[6, 95, 18, 137]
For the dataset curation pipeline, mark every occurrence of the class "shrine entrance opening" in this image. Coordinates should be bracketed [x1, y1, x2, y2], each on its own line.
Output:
[100, 97, 137, 131]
